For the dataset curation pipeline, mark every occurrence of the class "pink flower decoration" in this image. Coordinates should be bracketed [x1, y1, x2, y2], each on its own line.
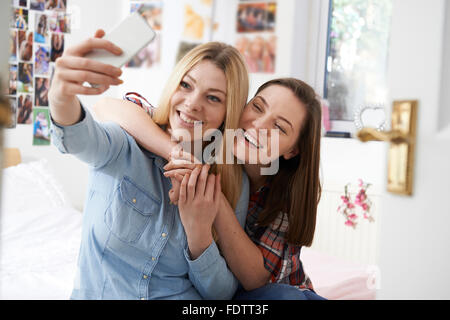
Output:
[337, 179, 374, 228]
[345, 220, 356, 228]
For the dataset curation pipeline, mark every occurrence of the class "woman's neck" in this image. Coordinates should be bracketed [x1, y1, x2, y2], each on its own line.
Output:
[244, 163, 267, 193]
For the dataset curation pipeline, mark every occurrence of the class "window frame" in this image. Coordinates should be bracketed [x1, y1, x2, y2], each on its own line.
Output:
[310, 0, 390, 136]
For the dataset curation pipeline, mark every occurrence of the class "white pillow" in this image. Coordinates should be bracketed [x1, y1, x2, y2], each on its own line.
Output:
[1, 159, 71, 214]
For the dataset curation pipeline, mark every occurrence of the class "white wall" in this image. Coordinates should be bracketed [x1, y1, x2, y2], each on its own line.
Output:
[4, 0, 386, 218]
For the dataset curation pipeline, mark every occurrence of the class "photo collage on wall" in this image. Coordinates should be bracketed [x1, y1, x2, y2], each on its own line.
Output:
[235, 0, 277, 73]
[176, 0, 215, 63]
[127, 0, 163, 68]
[7, 0, 70, 147]
[126, 0, 215, 67]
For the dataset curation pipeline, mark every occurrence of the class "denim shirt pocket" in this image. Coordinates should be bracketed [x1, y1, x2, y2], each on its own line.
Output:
[104, 176, 161, 243]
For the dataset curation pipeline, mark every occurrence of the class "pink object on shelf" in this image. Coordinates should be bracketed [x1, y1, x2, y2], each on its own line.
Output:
[321, 99, 331, 132]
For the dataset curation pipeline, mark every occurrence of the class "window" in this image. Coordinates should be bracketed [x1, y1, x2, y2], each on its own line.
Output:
[324, 0, 393, 134]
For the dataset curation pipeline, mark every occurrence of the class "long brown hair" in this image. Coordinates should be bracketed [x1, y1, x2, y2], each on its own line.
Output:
[256, 78, 322, 247]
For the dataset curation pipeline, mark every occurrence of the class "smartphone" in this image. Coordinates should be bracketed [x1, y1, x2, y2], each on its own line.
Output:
[84, 11, 156, 87]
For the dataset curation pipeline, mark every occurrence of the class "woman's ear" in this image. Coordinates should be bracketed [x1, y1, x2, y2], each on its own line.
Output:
[282, 146, 299, 160]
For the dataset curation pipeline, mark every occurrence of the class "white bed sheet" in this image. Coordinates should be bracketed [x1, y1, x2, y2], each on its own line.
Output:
[0, 205, 82, 300]
[0, 161, 375, 300]
[0, 206, 376, 300]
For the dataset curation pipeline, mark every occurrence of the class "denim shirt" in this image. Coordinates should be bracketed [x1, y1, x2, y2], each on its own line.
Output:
[50, 106, 249, 300]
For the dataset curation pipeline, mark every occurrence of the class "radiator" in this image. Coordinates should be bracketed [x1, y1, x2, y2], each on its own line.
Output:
[309, 185, 381, 266]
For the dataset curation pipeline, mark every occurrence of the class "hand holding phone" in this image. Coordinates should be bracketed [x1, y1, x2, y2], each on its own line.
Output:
[84, 11, 157, 87]
[85, 12, 156, 70]
[48, 12, 156, 125]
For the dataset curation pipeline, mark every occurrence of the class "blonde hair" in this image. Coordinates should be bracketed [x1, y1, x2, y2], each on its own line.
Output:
[154, 42, 249, 212]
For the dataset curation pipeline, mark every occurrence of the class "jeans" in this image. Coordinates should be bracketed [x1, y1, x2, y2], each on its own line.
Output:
[233, 283, 327, 300]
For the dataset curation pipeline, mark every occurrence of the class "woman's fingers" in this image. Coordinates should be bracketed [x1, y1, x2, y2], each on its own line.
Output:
[164, 168, 193, 179]
[164, 160, 197, 172]
[56, 56, 122, 78]
[178, 173, 189, 205]
[187, 166, 201, 202]
[195, 165, 210, 198]
[94, 29, 105, 39]
[169, 176, 181, 205]
[170, 149, 201, 163]
[214, 173, 221, 203]
[55, 81, 109, 96]
[204, 173, 216, 202]
[65, 37, 123, 57]
[58, 68, 123, 86]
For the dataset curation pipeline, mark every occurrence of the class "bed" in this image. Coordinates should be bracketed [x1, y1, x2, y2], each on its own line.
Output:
[0, 149, 376, 300]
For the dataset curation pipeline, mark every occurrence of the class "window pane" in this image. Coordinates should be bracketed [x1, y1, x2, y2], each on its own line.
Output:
[324, 0, 393, 122]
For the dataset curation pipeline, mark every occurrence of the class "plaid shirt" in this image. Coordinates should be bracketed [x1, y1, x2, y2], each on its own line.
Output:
[246, 183, 314, 291]
[124, 92, 314, 291]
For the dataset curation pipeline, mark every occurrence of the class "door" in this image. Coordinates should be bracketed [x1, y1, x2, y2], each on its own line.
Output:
[376, 0, 450, 299]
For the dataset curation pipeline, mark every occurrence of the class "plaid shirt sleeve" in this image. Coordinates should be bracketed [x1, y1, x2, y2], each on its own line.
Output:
[257, 212, 315, 291]
[123, 92, 155, 118]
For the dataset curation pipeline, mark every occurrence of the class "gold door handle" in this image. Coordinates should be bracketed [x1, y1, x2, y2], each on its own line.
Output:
[356, 100, 418, 196]
[356, 128, 412, 144]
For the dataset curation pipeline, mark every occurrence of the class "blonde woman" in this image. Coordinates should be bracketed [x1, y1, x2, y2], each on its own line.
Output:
[48, 29, 249, 300]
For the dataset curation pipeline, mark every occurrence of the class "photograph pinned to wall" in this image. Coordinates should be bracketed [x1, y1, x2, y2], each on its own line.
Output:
[17, 93, 33, 124]
[176, 41, 200, 63]
[32, 107, 51, 145]
[12, 0, 29, 8]
[50, 32, 64, 62]
[9, 30, 18, 64]
[130, 1, 163, 31]
[34, 77, 50, 107]
[9, 65, 18, 96]
[48, 11, 71, 33]
[18, 62, 34, 93]
[200, 0, 213, 6]
[45, 0, 67, 12]
[8, 0, 71, 133]
[236, 2, 276, 33]
[7, 97, 18, 129]
[183, 4, 205, 41]
[35, 44, 50, 75]
[235, 33, 276, 73]
[18, 30, 34, 62]
[11, 8, 28, 30]
[182, 0, 215, 42]
[34, 13, 49, 43]
[126, 1, 163, 68]
[30, 0, 46, 11]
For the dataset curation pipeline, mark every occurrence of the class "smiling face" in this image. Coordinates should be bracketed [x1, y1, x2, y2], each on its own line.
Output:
[234, 84, 308, 164]
[168, 59, 227, 141]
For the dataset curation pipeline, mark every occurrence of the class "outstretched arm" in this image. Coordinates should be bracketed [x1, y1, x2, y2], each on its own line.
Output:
[91, 97, 176, 161]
